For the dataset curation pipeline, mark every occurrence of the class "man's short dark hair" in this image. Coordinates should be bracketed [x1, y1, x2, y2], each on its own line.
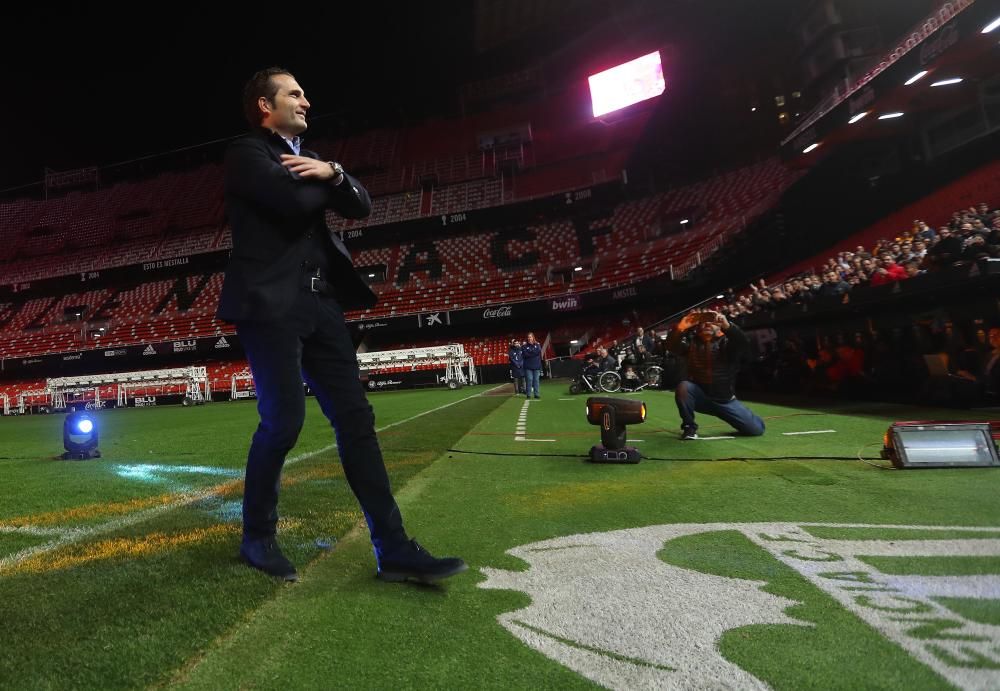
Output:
[243, 67, 294, 128]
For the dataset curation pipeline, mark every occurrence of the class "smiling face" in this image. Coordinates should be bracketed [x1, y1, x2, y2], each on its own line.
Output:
[260, 73, 310, 138]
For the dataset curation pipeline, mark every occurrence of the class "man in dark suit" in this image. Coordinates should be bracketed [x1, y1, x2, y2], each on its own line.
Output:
[218, 67, 465, 583]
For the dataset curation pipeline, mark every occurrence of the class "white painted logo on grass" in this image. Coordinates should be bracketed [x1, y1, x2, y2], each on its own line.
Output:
[480, 523, 1000, 690]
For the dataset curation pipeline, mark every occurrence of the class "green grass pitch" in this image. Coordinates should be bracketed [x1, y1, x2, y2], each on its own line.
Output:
[1, 383, 998, 689]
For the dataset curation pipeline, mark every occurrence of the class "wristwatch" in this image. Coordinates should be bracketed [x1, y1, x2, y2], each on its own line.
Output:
[327, 161, 345, 182]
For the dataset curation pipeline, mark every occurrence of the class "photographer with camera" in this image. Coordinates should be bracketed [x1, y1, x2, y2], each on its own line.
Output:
[665, 310, 765, 440]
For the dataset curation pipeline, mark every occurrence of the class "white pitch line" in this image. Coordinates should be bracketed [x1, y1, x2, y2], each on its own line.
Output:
[513, 399, 557, 442]
[783, 430, 837, 436]
[0, 525, 67, 536]
[0, 386, 503, 574]
[692, 436, 736, 441]
[558, 398, 575, 401]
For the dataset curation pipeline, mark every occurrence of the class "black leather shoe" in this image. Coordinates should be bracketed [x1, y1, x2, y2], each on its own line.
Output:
[239, 537, 298, 582]
[377, 539, 468, 584]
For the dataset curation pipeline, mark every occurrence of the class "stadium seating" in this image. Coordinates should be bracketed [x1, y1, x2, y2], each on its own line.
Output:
[0, 155, 798, 362]
[772, 159, 1000, 281]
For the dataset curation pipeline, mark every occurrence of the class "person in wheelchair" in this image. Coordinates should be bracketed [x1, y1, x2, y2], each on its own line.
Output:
[621, 362, 641, 388]
[569, 352, 604, 394]
[600, 344, 665, 393]
[598, 346, 618, 373]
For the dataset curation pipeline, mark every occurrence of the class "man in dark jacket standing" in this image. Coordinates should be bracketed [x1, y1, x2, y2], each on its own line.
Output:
[666, 311, 765, 440]
[508, 339, 525, 394]
[522, 332, 543, 399]
[218, 67, 465, 584]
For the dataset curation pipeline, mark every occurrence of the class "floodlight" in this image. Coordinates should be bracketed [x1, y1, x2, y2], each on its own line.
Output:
[849, 111, 869, 124]
[880, 421, 1000, 469]
[586, 397, 646, 463]
[930, 78, 963, 87]
[63, 412, 101, 460]
[904, 70, 928, 86]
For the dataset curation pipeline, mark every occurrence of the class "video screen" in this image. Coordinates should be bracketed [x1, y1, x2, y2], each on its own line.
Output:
[588, 51, 665, 117]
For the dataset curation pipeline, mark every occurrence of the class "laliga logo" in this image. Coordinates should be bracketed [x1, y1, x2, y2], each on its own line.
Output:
[480, 522, 1000, 690]
[483, 305, 512, 319]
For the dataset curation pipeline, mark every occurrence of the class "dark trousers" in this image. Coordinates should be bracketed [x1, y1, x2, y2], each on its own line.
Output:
[675, 380, 765, 436]
[236, 290, 406, 555]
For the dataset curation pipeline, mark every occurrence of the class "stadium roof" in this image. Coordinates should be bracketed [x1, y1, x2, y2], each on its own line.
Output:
[3, 1, 931, 193]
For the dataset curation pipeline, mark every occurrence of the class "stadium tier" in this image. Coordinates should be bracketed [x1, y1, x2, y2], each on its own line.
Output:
[771, 159, 1000, 283]
[0, 158, 797, 361]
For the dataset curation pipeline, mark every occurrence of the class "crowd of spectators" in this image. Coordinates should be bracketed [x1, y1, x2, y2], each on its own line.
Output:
[572, 202, 1000, 407]
[713, 201, 999, 319]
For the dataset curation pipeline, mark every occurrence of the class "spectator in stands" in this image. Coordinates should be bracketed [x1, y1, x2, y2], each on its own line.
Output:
[218, 67, 465, 584]
[977, 202, 995, 224]
[508, 339, 525, 394]
[666, 310, 765, 440]
[925, 227, 963, 270]
[870, 252, 907, 286]
[961, 234, 995, 263]
[522, 331, 543, 399]
[903, 260, 924, 279]
[818, 270, 851, 298]
[913, 222, 936, 242]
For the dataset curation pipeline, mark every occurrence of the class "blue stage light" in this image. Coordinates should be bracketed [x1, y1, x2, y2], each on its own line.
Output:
[63, 412, 100, 460]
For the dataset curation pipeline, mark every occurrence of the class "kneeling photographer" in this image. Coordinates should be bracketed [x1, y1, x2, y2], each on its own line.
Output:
[665, 310, 765, 440]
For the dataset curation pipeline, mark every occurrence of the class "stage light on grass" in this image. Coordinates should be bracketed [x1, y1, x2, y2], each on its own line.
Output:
[881, 422, 1000, 469]
[63, 412, 101, 460]
[586, 397, 646, 463]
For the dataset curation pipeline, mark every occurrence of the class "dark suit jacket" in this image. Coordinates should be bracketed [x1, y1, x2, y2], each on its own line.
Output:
[217, 128, 377, 322]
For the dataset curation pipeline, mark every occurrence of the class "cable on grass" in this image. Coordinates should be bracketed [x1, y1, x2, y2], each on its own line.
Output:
[855, 442, 895, 470]
[446, 448, 888, 463]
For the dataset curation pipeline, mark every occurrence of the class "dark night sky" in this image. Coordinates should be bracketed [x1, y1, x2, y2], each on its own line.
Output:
[2, 1, 932, 193]
[3, 4, 477, 190]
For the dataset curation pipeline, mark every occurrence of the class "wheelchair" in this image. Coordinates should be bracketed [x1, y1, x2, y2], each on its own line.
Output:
[595, 360, 664, 393]
[568, 365, 605, 395]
